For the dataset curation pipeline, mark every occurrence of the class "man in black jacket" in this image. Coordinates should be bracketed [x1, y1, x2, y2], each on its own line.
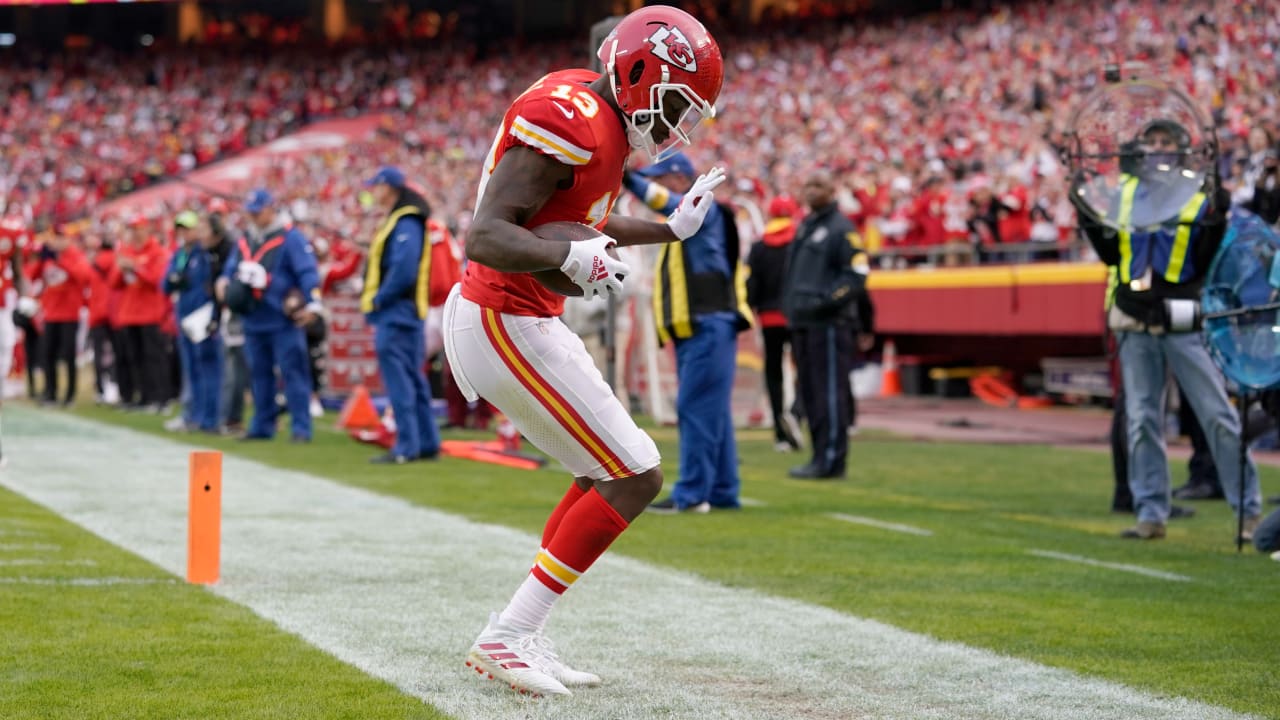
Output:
[782, 169, 870, 479]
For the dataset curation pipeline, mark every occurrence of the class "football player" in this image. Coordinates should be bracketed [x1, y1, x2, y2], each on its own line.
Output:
[0, 213, 35, 467]
[443, 4, 726, 697]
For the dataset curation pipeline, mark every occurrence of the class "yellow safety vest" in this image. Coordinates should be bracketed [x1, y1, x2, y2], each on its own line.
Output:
[652, 245, 754, 347]
[1114, 175, 1206, 285]
[361, 205, 431, 318]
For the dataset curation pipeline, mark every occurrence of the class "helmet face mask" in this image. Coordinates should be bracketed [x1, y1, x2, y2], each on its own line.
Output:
[598, 6, 723, 161]
[627, 83, 709, 162]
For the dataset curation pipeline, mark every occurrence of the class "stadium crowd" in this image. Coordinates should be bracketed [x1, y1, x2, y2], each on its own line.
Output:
[1, 0, 1276, 261]
[4, 0, 1280, 401]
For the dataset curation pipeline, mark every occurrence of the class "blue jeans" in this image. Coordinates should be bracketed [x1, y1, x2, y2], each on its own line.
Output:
[1118, 330, 1262, 525]
[1253, 508, 1280, 553]
[671, 314, 740, 509]
[373, 321, 439, 459]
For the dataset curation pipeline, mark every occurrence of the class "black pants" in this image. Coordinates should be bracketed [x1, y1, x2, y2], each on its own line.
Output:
[119, 324, 169, 407]
[305, 318, 327, 394]
[1110, 386, 1219, 510]
[40, 321, 78, 404]
[111, 326, 133, 405]
[761, 325, 797, 445]
[14, 312, 39, 398]
[792, 324, 855, 476]
[89, 325, 115, 397]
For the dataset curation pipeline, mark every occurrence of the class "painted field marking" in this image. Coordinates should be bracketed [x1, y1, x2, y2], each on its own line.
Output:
[828, 512, 934, 536]
[1027, 549, 1193, 583]
[0, 558, 97, 567]
[0, 407, 1259, 720]
[0, 576, 178, 586]
[0, 543, 60, 551]
[738, 496, 766, 507]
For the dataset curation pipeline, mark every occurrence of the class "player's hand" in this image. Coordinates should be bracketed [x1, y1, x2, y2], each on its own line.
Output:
[560, 235, 630, 299]
[237, 261, 269, 290]
[668, 166, 727, 240]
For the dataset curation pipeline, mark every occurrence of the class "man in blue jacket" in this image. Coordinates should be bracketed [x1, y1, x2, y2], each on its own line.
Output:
[216, 189, 322, 443]
[163, 210, 223, 434]
[622, 153, 752, 513]
[361, 166, 441, 464]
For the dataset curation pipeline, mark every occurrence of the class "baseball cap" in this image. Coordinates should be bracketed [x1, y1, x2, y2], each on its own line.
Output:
[363, 166, 406, 189]
[244, 188, 275, 214]
[174, 210, 199, 229]
[635, 152, 696, 179]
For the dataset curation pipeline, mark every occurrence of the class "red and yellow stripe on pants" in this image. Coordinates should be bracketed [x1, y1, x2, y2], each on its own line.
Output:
[480, 307, 635, 479]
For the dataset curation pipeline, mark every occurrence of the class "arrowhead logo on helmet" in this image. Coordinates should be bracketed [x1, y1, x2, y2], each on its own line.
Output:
[647, 25, 697, 73]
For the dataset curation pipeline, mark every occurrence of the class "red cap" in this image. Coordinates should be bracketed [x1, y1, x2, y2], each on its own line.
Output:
[208, 197, 230, 214]
[767, 195, 799, 218]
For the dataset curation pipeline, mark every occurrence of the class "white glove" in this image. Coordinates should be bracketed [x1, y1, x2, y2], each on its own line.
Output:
[237, 261, 269, 290]
[667, 166, 728, 240]
[16, 296, 39, 317]
[559, 235, 630, 299]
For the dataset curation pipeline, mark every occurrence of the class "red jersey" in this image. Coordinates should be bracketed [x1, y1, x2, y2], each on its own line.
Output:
[0, 217, 31, 308]
[30, 245, 92, 323]
[461, 69, 630, 317]
[427, 218, 462, 308]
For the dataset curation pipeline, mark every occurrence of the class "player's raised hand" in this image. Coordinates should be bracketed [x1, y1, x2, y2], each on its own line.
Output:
[559, 235, 631, 299]
[668, 166, 727, 240]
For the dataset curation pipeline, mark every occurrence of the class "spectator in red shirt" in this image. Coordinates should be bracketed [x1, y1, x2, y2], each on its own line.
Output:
[29, 227, 92, 406]
[746, 195, 804, 452]
[109, 219, 171, 411]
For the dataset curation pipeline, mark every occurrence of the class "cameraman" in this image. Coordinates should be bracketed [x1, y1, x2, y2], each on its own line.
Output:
[1073, 119, 1263, 541]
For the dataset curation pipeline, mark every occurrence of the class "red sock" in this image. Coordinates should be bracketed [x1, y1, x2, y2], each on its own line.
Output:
[540, 482, 588, 549]
[532, 488, 628, 594]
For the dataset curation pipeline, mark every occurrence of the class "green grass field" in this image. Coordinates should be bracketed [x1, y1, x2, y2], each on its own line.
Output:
[3, 400, 1278, 719]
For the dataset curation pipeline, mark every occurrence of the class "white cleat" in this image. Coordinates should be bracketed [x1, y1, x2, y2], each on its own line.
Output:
[532, 633, 601, 687]
[465, 613, 572, 697]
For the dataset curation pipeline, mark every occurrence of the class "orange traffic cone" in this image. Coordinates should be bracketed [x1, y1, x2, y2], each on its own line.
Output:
[337, 384, 381, 430]
[880, 340, 902, 397]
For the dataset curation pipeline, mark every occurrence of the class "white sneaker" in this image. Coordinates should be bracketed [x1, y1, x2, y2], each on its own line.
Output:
[465, 613, 571, 697]
[531, 633, 601, 687]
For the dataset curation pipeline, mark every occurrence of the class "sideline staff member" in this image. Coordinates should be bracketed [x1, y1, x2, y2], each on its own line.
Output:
[782, 168, 870, 480]
[361, 166, 441, 464]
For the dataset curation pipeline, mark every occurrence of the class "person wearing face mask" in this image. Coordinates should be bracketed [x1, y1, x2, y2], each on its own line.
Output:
[215, 189, 322, 443]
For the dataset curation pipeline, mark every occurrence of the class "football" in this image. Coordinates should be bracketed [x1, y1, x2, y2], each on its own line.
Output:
[528, 221, 621, 297]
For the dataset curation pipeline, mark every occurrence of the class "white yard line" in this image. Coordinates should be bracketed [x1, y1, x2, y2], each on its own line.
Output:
[0, 576, 176, 586]
[0, 407, 1258, 720]
[1027, 549, 1193, 583]
[0, 543, 60, 551]
[0, 558, 97, 567]
[828, 512, 934, 536]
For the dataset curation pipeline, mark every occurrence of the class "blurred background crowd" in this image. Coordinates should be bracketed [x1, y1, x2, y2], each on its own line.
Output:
[4, 0, 1280, 418]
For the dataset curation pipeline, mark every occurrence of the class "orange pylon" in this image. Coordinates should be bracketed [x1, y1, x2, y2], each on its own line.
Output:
[880, 340, 902, 397]
[336, 384, 381, 430]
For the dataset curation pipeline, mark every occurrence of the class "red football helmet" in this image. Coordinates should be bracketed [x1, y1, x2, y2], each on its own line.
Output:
[597, 5, 723, 162]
